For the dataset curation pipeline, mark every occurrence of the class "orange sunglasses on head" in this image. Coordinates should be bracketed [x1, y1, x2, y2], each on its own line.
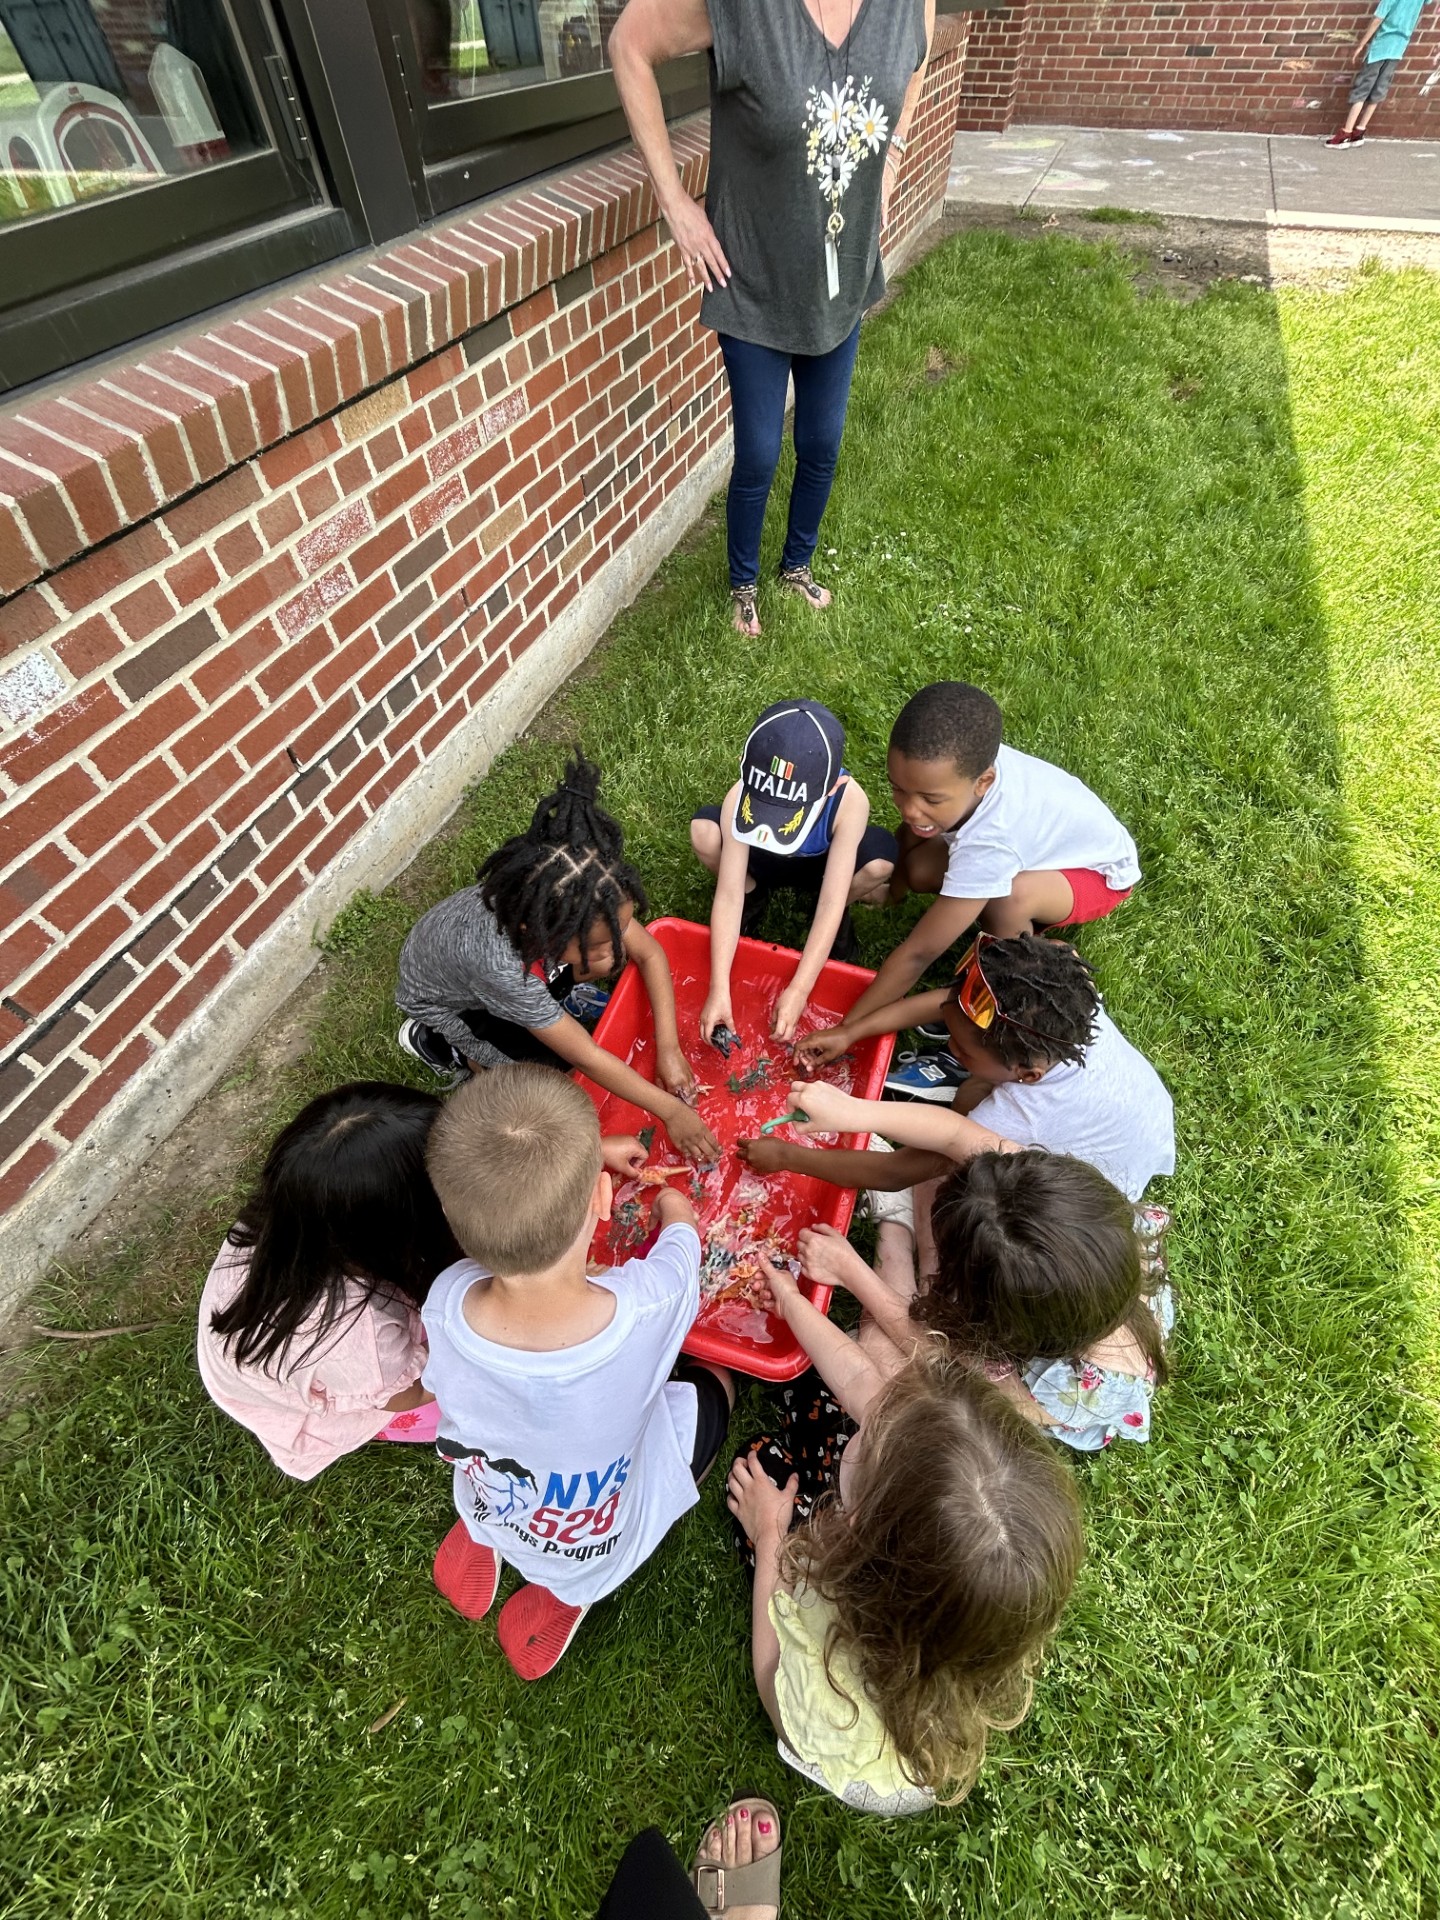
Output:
[951, 932, 1067, 1049]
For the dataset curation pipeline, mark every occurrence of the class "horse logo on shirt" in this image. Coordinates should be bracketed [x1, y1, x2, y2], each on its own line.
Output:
[435, 1437, 538, 1522]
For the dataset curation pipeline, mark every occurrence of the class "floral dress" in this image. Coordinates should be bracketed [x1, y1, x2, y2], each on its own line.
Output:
[1018, 1203, 1176, 1453]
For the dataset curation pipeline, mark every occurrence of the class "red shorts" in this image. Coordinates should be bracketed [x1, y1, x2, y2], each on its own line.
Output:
[1052, 869, 1133, 928]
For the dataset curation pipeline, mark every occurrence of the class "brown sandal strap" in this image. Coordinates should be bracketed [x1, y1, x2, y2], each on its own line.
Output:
[691, 1798, 783, 1913]
[778, 564, 826, 603]
[731, 583, 760, 627]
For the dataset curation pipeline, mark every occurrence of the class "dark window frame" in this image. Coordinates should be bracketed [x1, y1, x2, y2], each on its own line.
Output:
[370, 0, 708, 219]
[0, 0, 360, 392]
[0, 0, 710, 395]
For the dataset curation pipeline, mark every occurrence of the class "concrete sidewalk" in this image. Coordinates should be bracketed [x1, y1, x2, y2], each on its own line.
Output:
[947, 124, 1440, 228]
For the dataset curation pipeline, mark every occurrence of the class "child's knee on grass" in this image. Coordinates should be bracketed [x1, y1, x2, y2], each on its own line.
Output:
[690, 814, 723, 874]
[849, 855, 894, 906]
[900, 833, 948, 897]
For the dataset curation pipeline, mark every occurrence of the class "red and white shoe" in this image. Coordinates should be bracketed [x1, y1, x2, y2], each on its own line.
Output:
[1323, 129, 1355, 147]
[496, 1583, 590, 1679]
[433, 1521, 501, 1619]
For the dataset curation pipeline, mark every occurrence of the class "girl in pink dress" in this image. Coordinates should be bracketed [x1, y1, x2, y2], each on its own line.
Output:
[197, 1082, 461, 1480]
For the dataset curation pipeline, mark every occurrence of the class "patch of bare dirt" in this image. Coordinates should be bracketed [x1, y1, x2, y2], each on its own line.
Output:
[934, 201, 1440, 293]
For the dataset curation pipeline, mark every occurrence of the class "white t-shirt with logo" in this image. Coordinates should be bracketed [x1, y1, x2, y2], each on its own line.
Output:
[941, 745, 1140, 902]
[420, 1224, 702, 1606]
[967, 1008, 1174, 1202]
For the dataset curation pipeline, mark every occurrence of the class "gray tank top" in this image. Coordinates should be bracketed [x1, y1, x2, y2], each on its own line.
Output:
[699, 0, 928, 357]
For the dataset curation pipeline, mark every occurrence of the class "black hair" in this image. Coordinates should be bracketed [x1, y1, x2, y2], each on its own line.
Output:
[951, 934, 1100, 1071]
[919, 1150, 1167, 1383]
[476, 750, 649, 971]
[890, 682, 1002, 778]
[212, 1082, 461, 1376]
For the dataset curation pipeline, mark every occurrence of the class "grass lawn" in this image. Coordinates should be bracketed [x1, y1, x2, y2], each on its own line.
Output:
[4, 229, 1439, 1920]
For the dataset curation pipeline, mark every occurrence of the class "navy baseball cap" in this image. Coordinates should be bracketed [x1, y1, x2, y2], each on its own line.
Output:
[733, 700, 845, 854]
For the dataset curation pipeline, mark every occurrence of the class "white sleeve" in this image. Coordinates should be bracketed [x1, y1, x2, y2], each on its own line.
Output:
[625, 1223, 702, 1325]
[940, 831, 1023, 901]
[966, 1090, 1039, 1148]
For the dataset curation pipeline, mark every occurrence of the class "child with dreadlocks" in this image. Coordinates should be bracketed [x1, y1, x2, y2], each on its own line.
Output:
[397, 753, 721, 1163]
[777, 933, 1173, 1207]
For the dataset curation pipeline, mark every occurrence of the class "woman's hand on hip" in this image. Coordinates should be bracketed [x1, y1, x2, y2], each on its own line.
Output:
[668, 197, 731, 293]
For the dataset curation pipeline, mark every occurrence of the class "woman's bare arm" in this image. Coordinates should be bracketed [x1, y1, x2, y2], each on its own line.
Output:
[609, 0, 731, 290]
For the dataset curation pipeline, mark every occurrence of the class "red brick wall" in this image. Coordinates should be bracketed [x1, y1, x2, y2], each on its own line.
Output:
[0, 80, 960, 1253]
[957, 3, 1032, 131]
[958, 1, 1440, 137]
[887, 11, 972, 243]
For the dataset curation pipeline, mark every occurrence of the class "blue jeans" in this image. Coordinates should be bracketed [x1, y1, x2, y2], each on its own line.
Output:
[718, 322, 862, 588]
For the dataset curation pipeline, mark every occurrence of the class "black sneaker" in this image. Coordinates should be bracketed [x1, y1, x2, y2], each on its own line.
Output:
[828, 909, 860, 965]
[882, 1049, 969, 1103]
[912, 1019, 951, 1044]
[398, 1019, 466, 1082]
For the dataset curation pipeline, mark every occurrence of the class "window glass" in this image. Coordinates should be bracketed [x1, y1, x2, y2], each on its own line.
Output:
[0, 0, 266, 225]
[406, 0, 623, 100]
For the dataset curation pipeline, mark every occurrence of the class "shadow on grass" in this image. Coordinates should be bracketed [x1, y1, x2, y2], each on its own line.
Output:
[3, 229, 1437, 1920]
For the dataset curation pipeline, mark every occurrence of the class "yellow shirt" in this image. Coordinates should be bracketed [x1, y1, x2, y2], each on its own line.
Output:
[770, 1585, 927, 1805]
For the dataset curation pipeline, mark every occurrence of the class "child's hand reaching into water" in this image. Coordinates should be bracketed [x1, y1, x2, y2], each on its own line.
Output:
[601, 1134, 648, 1179]
[753, 1251, 803, 1322]
[655, 1186, 700, 1234]
[726, 1451, 798, 1549]
[737, 1136, 799, 1174]
[656, 1044, 697, 1104]
[698, 992, 735, 1047]
[798, 1222, 873, 1294]
[771, 985, 808, 1045]
[665, 1102, 722, 1164]
[784, 1078, 857, 1136]
[793, 1025, 850, 1069]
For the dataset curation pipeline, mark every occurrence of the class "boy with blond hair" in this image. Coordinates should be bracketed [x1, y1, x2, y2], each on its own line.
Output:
[422, 1067, 732, 1680]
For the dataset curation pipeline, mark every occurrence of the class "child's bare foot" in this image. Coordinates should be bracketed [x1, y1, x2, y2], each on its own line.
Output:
[731, 584, 761, 637]
[692, 1799, 781, 1918]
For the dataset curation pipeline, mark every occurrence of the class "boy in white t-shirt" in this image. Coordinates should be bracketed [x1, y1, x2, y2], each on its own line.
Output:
[421, 1067, 733, 1680]
[843, 681, 1140, 1029]
[762, 932, 1173, 1205]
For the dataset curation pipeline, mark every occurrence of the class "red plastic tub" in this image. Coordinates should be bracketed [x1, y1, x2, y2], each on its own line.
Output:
[575, 916, 896, 1380]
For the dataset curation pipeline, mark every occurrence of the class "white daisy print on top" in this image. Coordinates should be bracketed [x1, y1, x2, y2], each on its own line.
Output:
[803, 72, 890, 298]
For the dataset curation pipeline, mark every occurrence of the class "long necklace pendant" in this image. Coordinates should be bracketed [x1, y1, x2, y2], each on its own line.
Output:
[825, 207, 844, 300]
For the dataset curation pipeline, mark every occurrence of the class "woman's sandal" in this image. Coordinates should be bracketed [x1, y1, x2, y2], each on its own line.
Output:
[691, 1797, 782, 1915]
[776, 563, 830, 608]
[731, 582, 761, 636]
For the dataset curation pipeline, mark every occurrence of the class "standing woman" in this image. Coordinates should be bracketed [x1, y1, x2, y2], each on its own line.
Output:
[612, 0, 934, 638]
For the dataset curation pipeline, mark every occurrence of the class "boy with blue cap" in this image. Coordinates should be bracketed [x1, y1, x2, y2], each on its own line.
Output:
[691, 700, 896, 1044]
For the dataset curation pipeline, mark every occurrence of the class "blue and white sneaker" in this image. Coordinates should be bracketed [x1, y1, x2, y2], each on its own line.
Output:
[563, 981, 611, 1027]
[882, 1048, 969, 1103]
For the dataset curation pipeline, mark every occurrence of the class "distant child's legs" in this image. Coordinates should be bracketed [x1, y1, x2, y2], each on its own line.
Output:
[1340, 57, 1400, 135]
